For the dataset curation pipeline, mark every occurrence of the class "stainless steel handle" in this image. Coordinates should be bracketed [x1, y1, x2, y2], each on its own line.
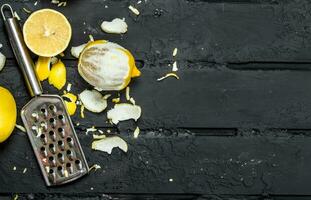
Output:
[1, 4, 42, 97]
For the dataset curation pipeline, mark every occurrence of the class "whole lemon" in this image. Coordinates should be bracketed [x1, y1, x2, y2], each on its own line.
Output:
[0, 87, 17, 143]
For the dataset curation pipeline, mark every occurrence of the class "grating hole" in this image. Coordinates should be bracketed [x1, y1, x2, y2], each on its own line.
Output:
[57, 166, 62, 171]
[49, 118, 55, 123]
[49, 131, 54, 136]
[75, 160, 80, 165]
[49, 156, 54, 161]
[66, 163, 71, 168]
[49, 105, 55, 111]
[40, 134, 45, 139]
[58, 153, 62, 158]
[66, 137, 72, 143]
[58, 115, 64, 120]
[49, 143, 54, 148]
[66, 150, 71, 155]
[58, 140, 63, 146]
[58, 128, 63, 133]
[49, 169, 54, 174]
[40, 147, 45, 151]
[41, 108, 46, 113]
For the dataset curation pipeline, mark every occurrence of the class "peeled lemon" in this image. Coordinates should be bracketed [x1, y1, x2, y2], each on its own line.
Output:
[78, 40, 141, 91]
[0, 87, 17, 143]
[23, 9, 72, 57]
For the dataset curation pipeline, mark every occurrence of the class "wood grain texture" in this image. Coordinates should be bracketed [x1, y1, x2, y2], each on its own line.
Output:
[1, 131, 311, 195]
[1, 0, 311, 198]
[1, 0, 311, 63]
[2, 61, 311, 130]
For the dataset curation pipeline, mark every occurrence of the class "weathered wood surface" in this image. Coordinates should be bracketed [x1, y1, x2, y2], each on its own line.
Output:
[4, 60, 311, 130]
[2, 130, 311, 195]
[1, 0, 311, 199]
[2, 0, 311, 63]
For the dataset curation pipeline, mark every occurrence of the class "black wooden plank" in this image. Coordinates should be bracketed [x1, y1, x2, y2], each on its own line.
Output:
[1, 0, 311, 63]
[4, 194, 311, 200]
[2, 61, 311, 130]
[1, 130, 311, 195]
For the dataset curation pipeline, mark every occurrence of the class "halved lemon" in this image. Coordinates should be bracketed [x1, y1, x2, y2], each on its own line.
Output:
[78, 40, 141, 91]
[23, 9, 72, 57]
[0, 87, 17, 143]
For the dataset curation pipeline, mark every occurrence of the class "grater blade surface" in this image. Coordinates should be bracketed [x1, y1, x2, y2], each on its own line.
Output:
[21, 94, 89, 186]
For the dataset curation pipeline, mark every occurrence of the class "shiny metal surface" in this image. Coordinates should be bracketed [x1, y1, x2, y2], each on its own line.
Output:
[2, 4, 89, 186]
[21, 95, 89, 186]
[1, 4, 42, 97]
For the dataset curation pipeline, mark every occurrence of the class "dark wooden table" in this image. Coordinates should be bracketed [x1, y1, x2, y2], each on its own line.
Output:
[1, 0, 311, 199]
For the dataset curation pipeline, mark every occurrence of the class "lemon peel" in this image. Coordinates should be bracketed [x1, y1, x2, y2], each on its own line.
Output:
[129, 5, 140, 15]
[89, 164, 101, 172]
[80, 105, 85, 118]
[173, 48, 178, 57]
[49, 59, 66, 90]
[35, 56, 51, 81]
[129, 97, 136, 105]
[172, 61, 178, 72]
[71, 43, 87, 58]
[79, 90, 108, 113]
[15, 124, 26, 132]
[92, 136, 128, 154]
[62, 93, 77, 116]
[0, 52, 6, 72]
[133, 126, 140, 138]
[101, 18, 128, 34]
[125, 87, 130, 101]
[93, 134, 106, 140]
[112, 97, 120, 103]
[66, 83, 72, 92]
[157, 73, 180, 81]
[107, 103, 141, 125]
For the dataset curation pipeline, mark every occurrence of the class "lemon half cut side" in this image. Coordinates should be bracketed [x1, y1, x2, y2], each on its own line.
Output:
[23, 9, 72, 57]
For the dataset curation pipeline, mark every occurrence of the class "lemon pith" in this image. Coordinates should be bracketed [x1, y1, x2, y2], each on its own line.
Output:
[78, 40, 141, 91]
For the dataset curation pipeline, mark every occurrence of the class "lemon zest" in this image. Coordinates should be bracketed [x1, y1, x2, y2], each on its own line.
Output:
[81, 105, 85, 118]
[157, 73, 180, 81]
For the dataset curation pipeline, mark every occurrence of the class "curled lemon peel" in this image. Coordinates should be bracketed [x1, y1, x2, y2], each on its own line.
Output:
[35, 56, 51, 81]
[48, 59, 67, 90]
[62, 93, 77, 116]
[157, 73, 180, 81]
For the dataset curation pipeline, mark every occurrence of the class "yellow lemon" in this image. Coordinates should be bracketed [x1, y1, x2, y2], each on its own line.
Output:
[0, 87, 17, 143]
[48, 59, 66, 90]
[35, 56, 51, 81]
[23, 9, 72, 57]
[62, 93, 77, 116]
[78, 40, 141, 91]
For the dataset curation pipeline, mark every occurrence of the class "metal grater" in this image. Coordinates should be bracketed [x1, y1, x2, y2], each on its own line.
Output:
[1, 4, 89, 186]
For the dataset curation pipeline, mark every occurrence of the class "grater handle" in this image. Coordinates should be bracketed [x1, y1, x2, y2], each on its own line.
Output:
[1, 4, 42, 97]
